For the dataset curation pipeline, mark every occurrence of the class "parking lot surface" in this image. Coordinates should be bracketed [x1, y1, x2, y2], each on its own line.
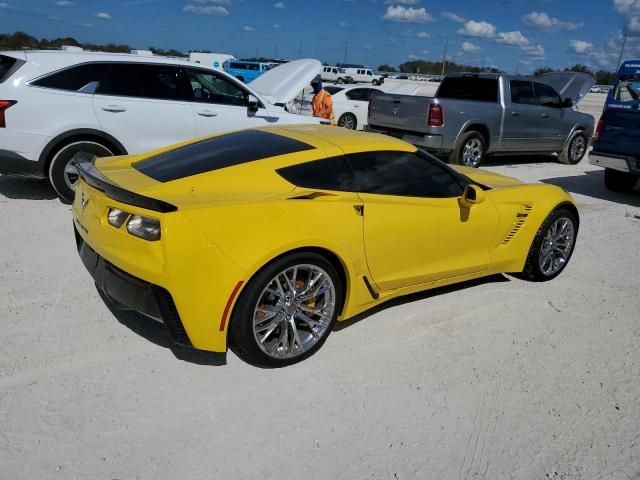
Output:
[1, 93, 640, 480]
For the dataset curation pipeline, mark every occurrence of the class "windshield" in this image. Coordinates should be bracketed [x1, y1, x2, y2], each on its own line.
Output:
[613, 72, 640, 103]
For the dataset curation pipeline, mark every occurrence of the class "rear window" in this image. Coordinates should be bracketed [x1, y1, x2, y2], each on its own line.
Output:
[31, 63, 107, 93]
[0, 55, 25, 84]
[437, 76, 499, 103]
[613, 72, 640, 103]
[325, 86, 344, 95]
[134, 130, 315, 182]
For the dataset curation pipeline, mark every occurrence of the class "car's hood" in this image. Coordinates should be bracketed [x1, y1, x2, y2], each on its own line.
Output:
[249, 59, 322, 105]
[538, 72, 595, 105]
[454, 166, 524, 188]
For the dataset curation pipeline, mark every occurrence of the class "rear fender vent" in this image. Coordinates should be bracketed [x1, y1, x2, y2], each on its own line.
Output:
[502, 204, 533, 245]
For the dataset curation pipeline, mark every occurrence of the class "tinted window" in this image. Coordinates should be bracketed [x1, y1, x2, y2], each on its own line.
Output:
[0, 55, 23, 84]
[277, 156, 354, 191]
[534, 82, 562, 107]
[437, 76, 499, 102]
[613, 73, 640, 103]
[96, 64, 191, 100]
[325, 86, 344, 95]
[185, 68, 249, 106]
[347, 151, 466, 198]
[32, 63, 107, 92]
[134, 130, 314, 182]
[510, 80, 536, 105]
[346, 88, 370, 102]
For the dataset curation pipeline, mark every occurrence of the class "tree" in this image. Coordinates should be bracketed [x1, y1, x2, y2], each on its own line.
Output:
[564, 64, 591, 73]
[377, 64, 397, 72]
[595, 70, 615, 85]
[533, 66, 554, 76]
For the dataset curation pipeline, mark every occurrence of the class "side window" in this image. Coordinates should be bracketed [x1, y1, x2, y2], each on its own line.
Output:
[510, 80, 536, 105]
[347, 150, 466, 198]
[369, 89, 383, 99]
[96, 64, 190, 101]
[614, 73, 640, 102]
[31, 63, 107, 93]
[185, 68, 249, 106]
[534, 82, 562, 108]
[346, 89, 369, 102]
[277, 156, 354, 191]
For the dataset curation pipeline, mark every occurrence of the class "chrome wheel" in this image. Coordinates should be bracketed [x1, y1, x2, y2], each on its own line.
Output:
[570, 135, 586, 163]
[252, 264, 336, 360]
[63, 160, 80, 192]
[339, 114, 356, 130]
[462, 137, 483, 167]
[538, 217, 575, 277]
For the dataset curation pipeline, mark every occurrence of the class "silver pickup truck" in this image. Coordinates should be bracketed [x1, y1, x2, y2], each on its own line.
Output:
[366, 72, 595, 167]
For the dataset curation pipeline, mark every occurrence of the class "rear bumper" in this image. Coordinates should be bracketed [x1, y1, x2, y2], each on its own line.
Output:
[364, 126, 445, 150]
[0, 149, 43, 177]
[589, 151, 640, 174]
[75, 223, 192, 347]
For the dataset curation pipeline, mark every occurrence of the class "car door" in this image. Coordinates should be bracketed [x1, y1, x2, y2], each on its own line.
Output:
[93, 63, 195, 154]
[344, 88, 370, 127]
[502, 79, 552, 151]
[349, 150, 499, 290]
[183, 67, 272, 137]
[533, 81, 571, 150]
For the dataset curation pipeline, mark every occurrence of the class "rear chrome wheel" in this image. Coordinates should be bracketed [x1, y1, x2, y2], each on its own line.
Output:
[462, 137, 484, 167]
[338, 113, 357, 130]
[559, 131, 587, 165]
[229, 252, 342, 367]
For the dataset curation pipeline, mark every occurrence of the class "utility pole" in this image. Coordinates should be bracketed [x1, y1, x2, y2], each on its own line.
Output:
[344, 40, 349, 65]
[616, 28, 628, 70]
[441, 38, 448, 77]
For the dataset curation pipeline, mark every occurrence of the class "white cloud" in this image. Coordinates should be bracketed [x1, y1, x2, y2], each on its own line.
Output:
[0, 2, 11, 7]
[383, 5, 434, 23]
[55, 0, 74, 6]
[339, 20, 349, 27]
[417, 31, 430, 38]
[457, 20, 496, 38]
[523, 11, 583, 32]
[570, 39, 594, 54]
[461, 41, 481, 53]
[408, 54, 420, 59]
[273, 23, 280, 28]
[441, 11, 465, 23]
[521, 43, 545, 59]
[495, 31, 529, 46]
[193, 0, 232, 4]
[96, 12, 112, 19]
[73, 22, 93, 27]
[273, 1, 285, 8]
[629, 16, 640, 31]
[614, 0, 640, 14]
[183, 4, 229, 15]
[242, 25, 255, 31]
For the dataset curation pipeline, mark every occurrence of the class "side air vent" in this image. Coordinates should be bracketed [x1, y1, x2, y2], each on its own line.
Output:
[502, 204, 533, 245]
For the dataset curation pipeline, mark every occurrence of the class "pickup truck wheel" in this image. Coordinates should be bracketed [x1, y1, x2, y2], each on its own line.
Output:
[450, 131, 485, 167]
[604, 168, 640, 193]
[559, 131, 587, 165]
[338, 113, 357, 130]
[337, 78, 344, 84]
[372, 80, 380, 86]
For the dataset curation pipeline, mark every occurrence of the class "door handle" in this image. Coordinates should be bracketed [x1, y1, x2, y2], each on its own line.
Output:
[511, 111, 520, 117]
[101, 105, 127, 113]
[541, 113, 549, 118]
[196, 110, 218, 117]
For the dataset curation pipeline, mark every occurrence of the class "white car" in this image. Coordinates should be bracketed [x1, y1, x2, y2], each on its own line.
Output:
[0, 50, 321, 201]
[320, 66, 352, 84]
[343, 68, 384, 86]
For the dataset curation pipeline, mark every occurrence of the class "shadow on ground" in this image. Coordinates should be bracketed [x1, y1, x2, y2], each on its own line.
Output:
[541, 170, 640, 208]
[97, 288, 227, 366]
[0, 175, 58, 201]
[484, 154, 556, 168]
[335, 273, 511, 332]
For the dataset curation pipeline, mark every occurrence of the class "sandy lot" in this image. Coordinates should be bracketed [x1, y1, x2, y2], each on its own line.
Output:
[1, 92, 640, 480]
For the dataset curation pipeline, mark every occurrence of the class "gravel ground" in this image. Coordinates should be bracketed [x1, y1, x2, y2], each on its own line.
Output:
[1, 92, 640, 480]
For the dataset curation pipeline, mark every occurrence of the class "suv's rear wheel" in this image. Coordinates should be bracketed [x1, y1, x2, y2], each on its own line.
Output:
[49, 140, 114, 203]
[604, 168, 640, 193]
[559, 130, 587, 165]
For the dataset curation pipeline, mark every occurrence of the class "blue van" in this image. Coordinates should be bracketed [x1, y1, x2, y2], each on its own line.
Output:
[590, 60, 640, 192]
[224, 60, 273, 83]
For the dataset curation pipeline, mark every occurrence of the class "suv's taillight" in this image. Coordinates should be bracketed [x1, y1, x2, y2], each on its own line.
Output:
[428, 103, 443, 127]
[0, 100, 17, 128]
[593, 117, 604, 143]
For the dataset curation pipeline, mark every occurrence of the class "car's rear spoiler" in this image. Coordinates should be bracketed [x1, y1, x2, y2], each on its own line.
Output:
[74, 152, 178, 213]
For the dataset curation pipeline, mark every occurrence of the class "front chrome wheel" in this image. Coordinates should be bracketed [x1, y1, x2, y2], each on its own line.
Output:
[538, 217, 575, 277]
[570, 135, 586, 163]
[252, 264, 336, 360]
[338, 113, 357, 130]
[462, 137, 483, 167]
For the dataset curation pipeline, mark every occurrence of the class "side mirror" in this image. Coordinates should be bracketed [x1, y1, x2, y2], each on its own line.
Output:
[459, 184, 486, 208]
[247, 95, 260, 115]
[562, 98, 573, 108]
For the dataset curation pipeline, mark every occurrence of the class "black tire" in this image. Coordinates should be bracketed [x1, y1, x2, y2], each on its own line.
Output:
[559, 130, 588, 165]
[449, 131, 486, 167]
[604, 168, 639, 193]
[337, 112, 357, 130]
[519, 207, 578, 282]
[372, 80, 380, 86]
[228, 252, 343, 367]
[337, 77, 344, 84]
[48, 140, 114, 203]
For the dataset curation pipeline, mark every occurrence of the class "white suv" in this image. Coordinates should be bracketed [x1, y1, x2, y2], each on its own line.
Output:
[0, 50, 320, 201]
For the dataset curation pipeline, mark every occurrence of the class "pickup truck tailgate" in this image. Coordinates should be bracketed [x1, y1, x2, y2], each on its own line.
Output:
[369, 94, 432, 134]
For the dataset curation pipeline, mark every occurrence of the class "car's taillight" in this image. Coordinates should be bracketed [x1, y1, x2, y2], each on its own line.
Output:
[428, 103, 443, 127]
[593, 117, 604, 143]
[0, 100, 17, 128]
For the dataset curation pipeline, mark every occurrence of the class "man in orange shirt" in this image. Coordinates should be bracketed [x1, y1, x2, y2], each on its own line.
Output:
[310, 75, 336, 125]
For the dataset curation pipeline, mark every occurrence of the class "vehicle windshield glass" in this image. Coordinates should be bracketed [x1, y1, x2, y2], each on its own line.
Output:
[613, 73, 640, 103]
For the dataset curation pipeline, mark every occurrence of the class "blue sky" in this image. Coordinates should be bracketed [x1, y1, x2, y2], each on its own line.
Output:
[1, 0, 638, 73]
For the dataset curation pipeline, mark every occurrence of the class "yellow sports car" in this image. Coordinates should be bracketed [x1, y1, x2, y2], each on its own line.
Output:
[72, 125, 579, 367]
